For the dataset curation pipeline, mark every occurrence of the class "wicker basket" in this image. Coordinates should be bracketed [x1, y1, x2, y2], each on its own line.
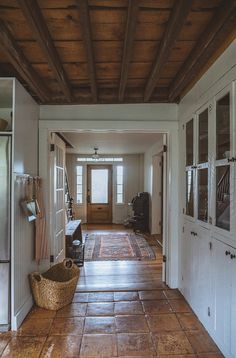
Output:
[29, 259, 80, 310]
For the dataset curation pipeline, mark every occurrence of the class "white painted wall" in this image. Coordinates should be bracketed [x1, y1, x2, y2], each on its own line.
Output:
[40, 103, 177, 122]
[11, 79, 39, 330]
[178, 40, 236, 358]
[144, 138, 164, 234]
[66, 153, 144, 224]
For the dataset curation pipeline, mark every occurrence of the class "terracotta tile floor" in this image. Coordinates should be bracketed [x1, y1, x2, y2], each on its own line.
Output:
[0, 289, 224, 358]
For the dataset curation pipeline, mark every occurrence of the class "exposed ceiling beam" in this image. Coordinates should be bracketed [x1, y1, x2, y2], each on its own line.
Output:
[169, 0, 236, 102]
[144, 0, 193, 102]
[0, 20, 50, 103]
[118, 0, 139, 102]
[77, 0, 97, 103]
[18, 0, 72, 102]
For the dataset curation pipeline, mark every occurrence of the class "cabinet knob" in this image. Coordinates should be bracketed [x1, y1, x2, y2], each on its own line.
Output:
[230, 254, 236, 259]
[225, 250, 231, 256]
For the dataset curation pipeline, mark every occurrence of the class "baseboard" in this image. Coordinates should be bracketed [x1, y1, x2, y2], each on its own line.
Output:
[11, 294, 33, 331]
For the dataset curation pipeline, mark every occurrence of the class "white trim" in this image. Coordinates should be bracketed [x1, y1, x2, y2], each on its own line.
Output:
[39, 120, 179, 288]
[11, 295, 33, 331]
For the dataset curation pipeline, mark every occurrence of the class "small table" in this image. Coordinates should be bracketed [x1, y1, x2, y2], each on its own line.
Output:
[65, 220, 84, 264]
[72, 240, 85, 267]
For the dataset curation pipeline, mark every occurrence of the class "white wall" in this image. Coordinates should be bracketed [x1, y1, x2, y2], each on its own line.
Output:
[66, 153, 144, 224]
[144, 138, 164, 234]
[11, 79, 39, 330]
[40, 103, 177, 122]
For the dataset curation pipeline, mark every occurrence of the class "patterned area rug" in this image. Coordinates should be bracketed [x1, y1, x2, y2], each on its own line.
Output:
[84, 233, 156, 261]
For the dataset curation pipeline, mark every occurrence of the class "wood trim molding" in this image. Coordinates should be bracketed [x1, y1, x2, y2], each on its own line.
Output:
[77, 0, 98, 103]
[118, 0, 139, 102]
[18, 0, 73, 102]
[169, 0, 236, 102]
[0, 19, 50, 103]
[144, 0, 193, 102]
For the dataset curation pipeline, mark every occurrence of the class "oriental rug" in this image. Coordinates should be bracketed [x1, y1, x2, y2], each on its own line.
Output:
[84, 233, 156, 261]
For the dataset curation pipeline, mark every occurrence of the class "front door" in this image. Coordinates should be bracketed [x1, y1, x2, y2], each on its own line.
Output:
[87, 165, 112, 223]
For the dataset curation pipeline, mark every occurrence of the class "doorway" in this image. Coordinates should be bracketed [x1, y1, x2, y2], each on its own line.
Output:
[87, 165, 112, 224]
[40, 126, 178, 288]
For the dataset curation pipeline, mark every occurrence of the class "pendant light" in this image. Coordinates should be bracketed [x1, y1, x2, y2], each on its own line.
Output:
[92, 147, 99, 160]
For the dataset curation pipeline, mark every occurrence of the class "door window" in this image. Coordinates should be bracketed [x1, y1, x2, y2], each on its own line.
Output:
[91, 169, 108, 204]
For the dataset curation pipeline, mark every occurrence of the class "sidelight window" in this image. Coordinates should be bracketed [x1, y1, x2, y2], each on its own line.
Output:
[116, 166, 124, 204]
[76, 166, 83, 204]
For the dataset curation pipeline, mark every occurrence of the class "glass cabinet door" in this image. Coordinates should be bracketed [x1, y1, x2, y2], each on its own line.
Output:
[198, 168, 208, 222]
[198, 109, 208, 164]
[196, 107, 209, 223]
[215, 92, 231, 231]
[186, 170, 194, 217]
[216, 94, 230, 160]
[185, 118, 195, 218]
[215, 165, 230, 231]
[186, 119, 194, 166]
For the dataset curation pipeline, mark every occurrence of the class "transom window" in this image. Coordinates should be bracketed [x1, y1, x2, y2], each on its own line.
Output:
[77, 157, 123, 162]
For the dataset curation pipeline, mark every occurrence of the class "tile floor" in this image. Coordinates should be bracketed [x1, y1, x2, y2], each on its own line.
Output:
[0, 289, 224, 357]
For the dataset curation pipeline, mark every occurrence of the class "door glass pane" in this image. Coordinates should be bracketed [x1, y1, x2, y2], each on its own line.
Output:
[186, 119, 194, 166]
[91, 169, 108, 203]
[216, 93, 230, 160]
[186, 170, 194, 217]
[198, 109, 208, 163]
[198, 168, 208, 222]
[216, 165, 230, 231]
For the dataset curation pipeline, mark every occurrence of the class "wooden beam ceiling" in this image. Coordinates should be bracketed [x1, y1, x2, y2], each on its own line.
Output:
[0, 20, 50, 103]
[118, 0, 139, 102]
[144, 0, 193, 102]
[77, 0, 97, 103]
[169, 0, 236, 102]
[18, 0, 73, 102]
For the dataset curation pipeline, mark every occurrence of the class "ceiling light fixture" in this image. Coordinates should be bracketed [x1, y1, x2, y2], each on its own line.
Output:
[92, 147, 99, 160]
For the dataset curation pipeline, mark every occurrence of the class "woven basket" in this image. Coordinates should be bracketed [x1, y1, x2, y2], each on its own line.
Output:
[29, 259, 80, 310]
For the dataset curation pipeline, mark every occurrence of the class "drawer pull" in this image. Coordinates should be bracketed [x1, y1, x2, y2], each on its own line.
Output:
[225, 251, 231, 256]
[230, 254, 236, 259]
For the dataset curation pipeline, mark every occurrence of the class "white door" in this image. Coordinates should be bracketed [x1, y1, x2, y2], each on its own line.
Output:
[162, 135, 167, 282]
[50, 133, 66, 263]
[152, 154, 162, 235]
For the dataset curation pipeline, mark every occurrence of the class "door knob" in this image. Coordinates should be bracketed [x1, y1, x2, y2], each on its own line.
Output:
[230, 254, 236, 259]
[225, 250, 231, 256]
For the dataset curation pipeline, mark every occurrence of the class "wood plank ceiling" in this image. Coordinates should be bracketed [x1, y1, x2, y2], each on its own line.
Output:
[0, 0, 236, 104]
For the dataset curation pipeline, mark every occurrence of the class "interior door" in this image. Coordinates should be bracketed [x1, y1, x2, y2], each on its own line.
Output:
[50, 133, 66, 263]
[87, 165, 112, 223]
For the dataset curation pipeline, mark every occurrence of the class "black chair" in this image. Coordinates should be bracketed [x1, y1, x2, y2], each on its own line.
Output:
[127, 192, 149, 233]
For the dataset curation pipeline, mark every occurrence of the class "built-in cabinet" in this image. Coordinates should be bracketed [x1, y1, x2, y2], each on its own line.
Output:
[181, 83, 236, 358]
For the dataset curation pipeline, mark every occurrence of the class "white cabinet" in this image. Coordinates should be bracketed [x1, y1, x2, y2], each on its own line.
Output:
[182, 222, 213, 330]
[211, 238, 236, 358]
[181, 223, 236, 357]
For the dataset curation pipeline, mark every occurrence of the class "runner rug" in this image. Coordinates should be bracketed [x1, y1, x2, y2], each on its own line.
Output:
[84, 233, 156, 261]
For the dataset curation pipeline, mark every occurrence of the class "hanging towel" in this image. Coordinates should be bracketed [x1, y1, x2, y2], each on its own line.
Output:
[35, 177, 49, 264]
